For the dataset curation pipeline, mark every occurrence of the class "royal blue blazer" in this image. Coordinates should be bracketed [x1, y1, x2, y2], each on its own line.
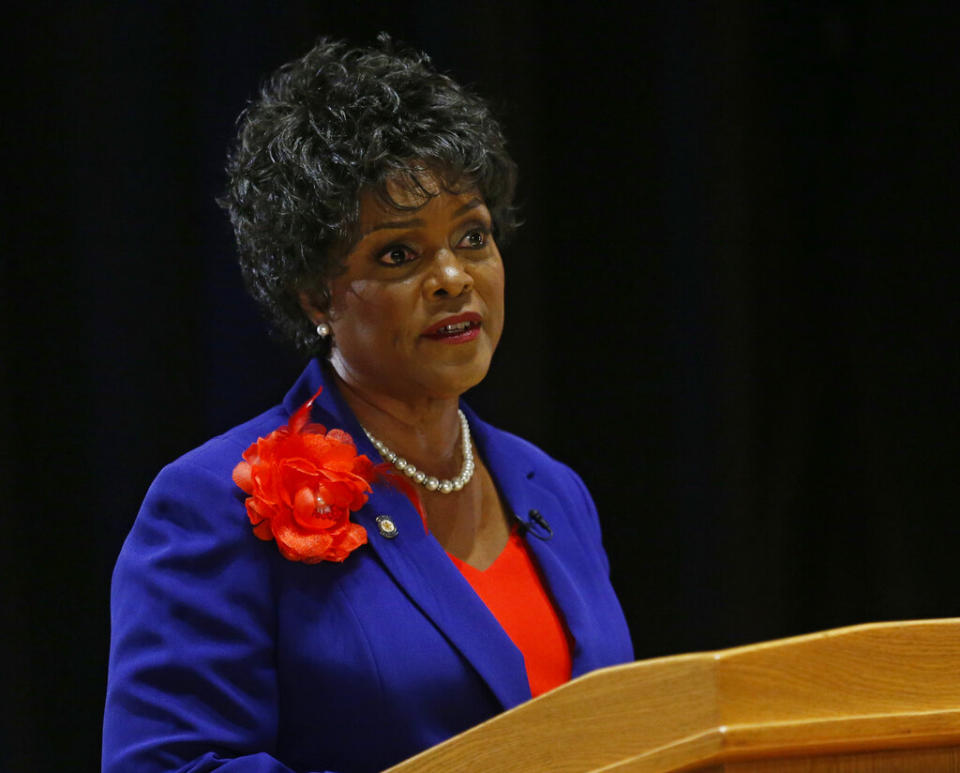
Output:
[103, 360, 633, 773]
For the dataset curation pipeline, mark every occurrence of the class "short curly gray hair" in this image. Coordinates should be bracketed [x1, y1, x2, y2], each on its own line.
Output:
[219, 34, 519, 356]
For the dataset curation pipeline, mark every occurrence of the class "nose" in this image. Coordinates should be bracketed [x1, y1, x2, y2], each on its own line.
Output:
[424, 248, 473, 298]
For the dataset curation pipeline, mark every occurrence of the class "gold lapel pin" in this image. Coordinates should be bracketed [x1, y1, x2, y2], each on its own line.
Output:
[376, 514, 398, 539]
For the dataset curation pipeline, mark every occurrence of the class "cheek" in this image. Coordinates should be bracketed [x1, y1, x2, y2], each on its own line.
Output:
[331, 281, 416, 348]
[482, 262, 506, 328]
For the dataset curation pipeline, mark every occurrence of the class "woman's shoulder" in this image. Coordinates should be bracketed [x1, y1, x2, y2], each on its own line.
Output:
[127, 402, 295, 552]
[129, 363, 339, 545]
[161, 360, 328, 483]
[168, 403, 292, 479]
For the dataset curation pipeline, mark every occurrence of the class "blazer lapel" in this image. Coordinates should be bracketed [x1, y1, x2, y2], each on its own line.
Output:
[466, 405, 606, 680]
[284, 362, 531, 710]
[354, 484, 532, 709]
[520, 518, 608, 678]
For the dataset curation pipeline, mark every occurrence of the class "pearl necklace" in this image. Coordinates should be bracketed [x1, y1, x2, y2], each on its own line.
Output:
[361, 410, 474, 494]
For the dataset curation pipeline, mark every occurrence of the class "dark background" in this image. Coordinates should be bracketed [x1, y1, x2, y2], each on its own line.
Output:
[4, 2, 959, 770]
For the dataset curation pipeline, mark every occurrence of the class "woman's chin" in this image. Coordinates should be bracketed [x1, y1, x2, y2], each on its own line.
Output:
[419, 359, 492, 400]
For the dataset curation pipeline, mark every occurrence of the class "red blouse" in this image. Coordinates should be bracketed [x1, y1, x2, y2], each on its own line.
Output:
[447, 529, 572, 698]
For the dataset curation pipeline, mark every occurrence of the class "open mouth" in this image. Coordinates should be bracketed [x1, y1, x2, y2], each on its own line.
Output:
[422, 314, 482, 342]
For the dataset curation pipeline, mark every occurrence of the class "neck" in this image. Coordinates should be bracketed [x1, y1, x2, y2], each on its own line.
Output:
[332, 371, 464, 481]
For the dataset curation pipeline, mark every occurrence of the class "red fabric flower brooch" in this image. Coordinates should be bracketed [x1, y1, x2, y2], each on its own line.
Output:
[232, 387, 426, 563]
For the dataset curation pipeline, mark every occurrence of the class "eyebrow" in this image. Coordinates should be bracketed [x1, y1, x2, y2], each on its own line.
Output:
[360, 198, 486, 238]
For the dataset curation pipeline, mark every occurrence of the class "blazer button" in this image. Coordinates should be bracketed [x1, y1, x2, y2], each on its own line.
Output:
[376, 514, 399, 539]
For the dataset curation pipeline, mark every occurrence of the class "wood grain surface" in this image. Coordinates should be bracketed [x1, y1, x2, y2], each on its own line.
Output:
[386, 618, 960, 772]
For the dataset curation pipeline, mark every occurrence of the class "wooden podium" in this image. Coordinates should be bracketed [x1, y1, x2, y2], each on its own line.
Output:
[387, 618, 960, 772]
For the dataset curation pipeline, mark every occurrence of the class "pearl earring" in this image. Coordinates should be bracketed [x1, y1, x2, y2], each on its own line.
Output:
[316, 322, 331, 338]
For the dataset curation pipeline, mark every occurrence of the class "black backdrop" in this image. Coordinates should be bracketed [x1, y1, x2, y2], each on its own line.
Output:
[4, 3, 959, 770]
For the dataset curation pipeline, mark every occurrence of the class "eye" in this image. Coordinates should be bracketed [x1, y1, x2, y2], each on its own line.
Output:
[377, 244, 416, 267]
[458, 227, 489, 249]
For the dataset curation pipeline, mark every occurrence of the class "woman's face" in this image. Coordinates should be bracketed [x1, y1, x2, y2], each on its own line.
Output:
[318, 176, 505, 405]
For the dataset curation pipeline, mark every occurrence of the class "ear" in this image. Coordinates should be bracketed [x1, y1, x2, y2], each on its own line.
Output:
[297, 289, 328, 328]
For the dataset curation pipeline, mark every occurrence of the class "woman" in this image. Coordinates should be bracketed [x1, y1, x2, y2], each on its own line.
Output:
[103, 36, 632, 773]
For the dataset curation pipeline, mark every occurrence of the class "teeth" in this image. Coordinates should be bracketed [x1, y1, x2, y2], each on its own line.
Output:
[440, 321, 473, 333]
